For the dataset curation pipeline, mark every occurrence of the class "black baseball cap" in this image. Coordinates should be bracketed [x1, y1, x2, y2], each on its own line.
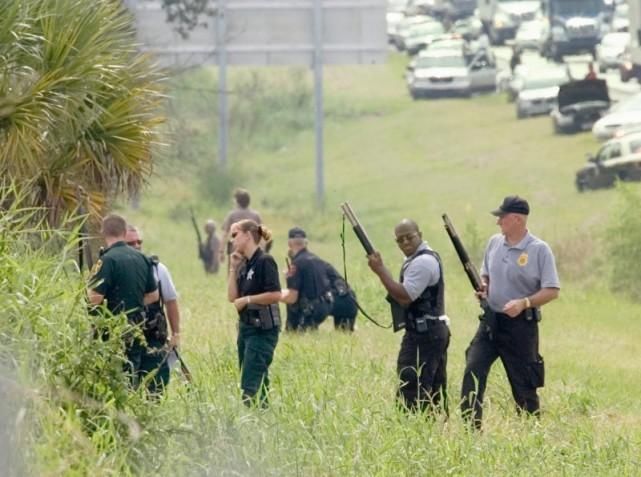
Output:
[288, 227, 307, 239]
[491, 196, 530, 216]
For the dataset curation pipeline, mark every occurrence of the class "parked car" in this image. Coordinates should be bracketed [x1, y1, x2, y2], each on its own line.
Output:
[451, 16, 483, 41]
[551, 79, 610, 134]
[406, 48, 496, 98]
[405, 21, 447, 55]
[515, 68, 570, 119]
[392, 15, 434, 50]
[596, 32, 629, 72]
[387, 0, 409, 43]
[514, 19, 546, 51]
[593, 93, 641, 141]
[610, 2, 629, 32]
[575, 131, 641, 191]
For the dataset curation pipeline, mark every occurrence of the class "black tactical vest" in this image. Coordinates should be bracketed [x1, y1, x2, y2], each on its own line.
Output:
[400, 249, 445, 317]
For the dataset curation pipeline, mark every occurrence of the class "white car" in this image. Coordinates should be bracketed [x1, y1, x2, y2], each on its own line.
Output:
[392, 15, 433, 50]
[515, 69, 570, 118]
[610, 3, 629, 33]
[514, 19, 546, 51]
[592, 93, 641, 141]
[404, 21, 447, 55]
[406, 49, 497, 98]
[596, 32, 629, 72]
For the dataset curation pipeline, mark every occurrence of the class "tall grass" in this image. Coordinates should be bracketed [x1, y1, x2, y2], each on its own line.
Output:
[4, 55, 641, 475]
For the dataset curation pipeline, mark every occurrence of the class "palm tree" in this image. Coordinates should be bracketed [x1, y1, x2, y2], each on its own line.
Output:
[0, 0, 166, 226]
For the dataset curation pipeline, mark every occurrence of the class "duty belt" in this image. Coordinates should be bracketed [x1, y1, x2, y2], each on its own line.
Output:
[495, 308, 541, 322]
[406, 313, 449, 333]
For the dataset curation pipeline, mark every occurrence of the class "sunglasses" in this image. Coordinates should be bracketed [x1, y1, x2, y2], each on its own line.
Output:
[127, 240, 143, 246]
[231, 231, 239, 239]
[395, 233, 417, 244]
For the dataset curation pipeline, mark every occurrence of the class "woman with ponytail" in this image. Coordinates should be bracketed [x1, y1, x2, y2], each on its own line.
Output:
[227, 219, 281, 406]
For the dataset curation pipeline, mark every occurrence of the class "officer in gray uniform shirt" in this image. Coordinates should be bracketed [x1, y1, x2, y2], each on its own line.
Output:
[461, 196, 560, 429]
[368, 219, 450, 413]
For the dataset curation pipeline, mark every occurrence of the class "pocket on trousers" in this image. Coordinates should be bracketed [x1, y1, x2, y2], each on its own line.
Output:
[528, 355, 545, 388]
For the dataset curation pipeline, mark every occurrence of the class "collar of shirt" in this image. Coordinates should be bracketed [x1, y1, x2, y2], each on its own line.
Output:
[246, 247, 263, 268]
[501, 231, 533, 251]
[293, 248, 309, 260]
[404, 241, 430, 262]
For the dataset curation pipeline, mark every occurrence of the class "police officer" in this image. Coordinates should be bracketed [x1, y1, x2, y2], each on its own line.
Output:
[87, 214, 158, 388]
[367, 219, 450, 413]
[227, 219, 281, 406]
[319, 260, 358, 332]
[460, 196, 560, 429]
[201, 219, 221, 274]
[125, 225, 182, 394]
[280, 227, 332, 331]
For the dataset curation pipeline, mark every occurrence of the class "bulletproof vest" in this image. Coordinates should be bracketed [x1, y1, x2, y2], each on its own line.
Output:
[400, 249, 445, 317]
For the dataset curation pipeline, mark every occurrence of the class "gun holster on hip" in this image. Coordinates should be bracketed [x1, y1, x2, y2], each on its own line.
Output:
[244, 303, 281, 330]
[479, 307, 497, 339]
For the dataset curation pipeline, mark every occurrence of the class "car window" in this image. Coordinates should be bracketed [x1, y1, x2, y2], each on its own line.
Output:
[609, 144, 622, 159]
[597, 143, 621, 161]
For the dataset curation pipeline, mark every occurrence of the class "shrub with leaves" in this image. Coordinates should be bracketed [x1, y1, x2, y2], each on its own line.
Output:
[0, 0, 166, 226]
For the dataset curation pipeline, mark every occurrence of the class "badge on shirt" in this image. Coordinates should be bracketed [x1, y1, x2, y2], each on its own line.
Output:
[247, 268, 255, 280]
[517, 253, 528, 267]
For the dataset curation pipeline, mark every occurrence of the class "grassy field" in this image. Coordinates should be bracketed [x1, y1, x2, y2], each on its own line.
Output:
[12, 53, 641, 475]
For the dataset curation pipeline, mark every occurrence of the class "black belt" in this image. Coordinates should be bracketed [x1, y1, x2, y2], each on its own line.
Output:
[495, 308, 540, 322]
[406, 314, 446, 333]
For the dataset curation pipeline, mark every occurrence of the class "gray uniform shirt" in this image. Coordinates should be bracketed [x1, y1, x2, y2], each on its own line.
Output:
[481, 232, 560, 312]
[401, 242, 441, 301]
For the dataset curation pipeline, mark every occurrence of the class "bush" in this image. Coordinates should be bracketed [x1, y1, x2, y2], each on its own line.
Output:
[605, 185, 641, 300]
[0, 185, 150, 475]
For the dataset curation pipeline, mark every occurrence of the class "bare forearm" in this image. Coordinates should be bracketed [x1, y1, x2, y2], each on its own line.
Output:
[87, 290, 104, 306]
[165, 300, 180, 334]
[247, 291, 282, 305]
[228, 271, 239, 302]
[375, 268, 412, 306]
[528, 288, 559, 308]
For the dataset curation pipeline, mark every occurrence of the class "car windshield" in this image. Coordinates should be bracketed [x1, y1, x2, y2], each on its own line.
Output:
[601, 33, 629, 46]
[409, 23, 445, 37]
[552, 0, 603, 17]
[523, 74, 567, 90]
[416, 55, 466, 68]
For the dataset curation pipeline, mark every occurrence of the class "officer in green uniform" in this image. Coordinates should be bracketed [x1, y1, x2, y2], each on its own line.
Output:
[88, 214, 158, 389]
[227, 219, 281, 406]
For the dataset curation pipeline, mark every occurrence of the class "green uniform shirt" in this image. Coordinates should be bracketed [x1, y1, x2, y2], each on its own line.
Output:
[90, 241, 157, 317]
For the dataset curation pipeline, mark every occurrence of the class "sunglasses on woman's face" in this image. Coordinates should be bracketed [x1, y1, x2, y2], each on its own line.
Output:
[231, 231, 239, 239]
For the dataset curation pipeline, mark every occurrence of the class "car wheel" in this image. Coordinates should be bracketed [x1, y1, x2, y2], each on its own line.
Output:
[517, 107, 526, 119]
[553, 119, 562, 134]
[599, 64, 607, 73]
[410, 90, 419, 100]
[575, 179, 586, 192]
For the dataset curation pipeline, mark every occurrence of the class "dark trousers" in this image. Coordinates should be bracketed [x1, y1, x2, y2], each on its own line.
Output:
[125, 337, 170, 396]
[460, 314, 544, 428]
[331, 294, 358, 331]
[286, 302, 330, 331]
[237, 323, 279, 405]
[397, 322, 450, 413]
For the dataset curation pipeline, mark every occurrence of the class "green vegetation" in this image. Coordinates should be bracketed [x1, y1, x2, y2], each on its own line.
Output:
[0, 0, 165, 223]
[3, 52, 641, 475]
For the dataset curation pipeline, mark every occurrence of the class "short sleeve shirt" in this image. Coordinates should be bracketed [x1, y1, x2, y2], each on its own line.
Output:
[401, 242, 441, 301]
[155, 262, 178, 302]
[237, 248, 280, 297]
[222, 208, 262, 232]
[287, 249, 329, 300]
[90, 241, 157, 316]
[481, 232, 560, 312]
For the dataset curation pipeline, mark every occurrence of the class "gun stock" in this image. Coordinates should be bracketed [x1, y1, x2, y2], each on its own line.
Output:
[340, 202, 375, 255]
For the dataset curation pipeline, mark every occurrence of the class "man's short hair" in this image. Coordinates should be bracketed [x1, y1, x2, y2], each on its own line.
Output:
[101, 214, 127, 238]
[234, 188, 251, 208]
